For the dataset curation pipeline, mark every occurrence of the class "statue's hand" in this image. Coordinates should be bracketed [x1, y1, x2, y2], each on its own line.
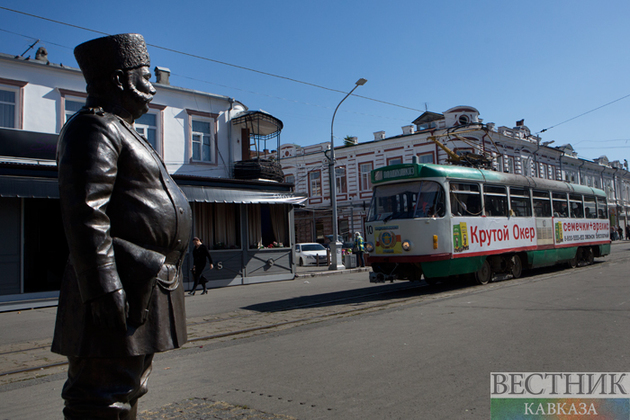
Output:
[90, 289, 129, 332]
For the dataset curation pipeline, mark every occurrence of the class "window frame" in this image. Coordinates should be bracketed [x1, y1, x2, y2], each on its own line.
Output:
[0, 78, 27, 129]
[335, 165, 347, 194]
[417, 152, 434, 164]
[359, 162, 373, 192]
[532, 190, 552, 217]
[134, 106, 164, 155]
[309, 170, 322, 197]
[483, 184, 508, 217]
[450, 182, 483, 217]
[509, 186, 532, 217]
[552, 192, 569, 218]
[187, 109, 219, 164]
[387, 156, 403, 166]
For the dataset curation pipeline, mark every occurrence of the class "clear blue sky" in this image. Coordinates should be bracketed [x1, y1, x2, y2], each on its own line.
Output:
[1, 0, 629, 164]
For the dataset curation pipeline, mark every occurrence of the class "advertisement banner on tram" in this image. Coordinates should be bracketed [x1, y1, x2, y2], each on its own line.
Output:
[553, 219, 610, 245]
[452, 218, 537, 255]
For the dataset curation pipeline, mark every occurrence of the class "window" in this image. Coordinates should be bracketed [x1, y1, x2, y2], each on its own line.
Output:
[187, 110, 218, 164]
[450, 183, 482, 217]
[64, 99, 85, 121]
[538, 163, 547, 179]
[309, 170, 322, 197]
[414, 182, 445, 218]
[135, 112, 158, 150]
[533, 190, 551, 217]
[336, 166, 347, 194]
[597, 197, 608, 219]
[387, 156, 403, 166]
[0, 87, 17, 128]
[510, 187, 532, 217]
[248, 204, 289, 249]
[367, 181, 445, 222]
[569, 194, 583, 218]
[552, 192, 568, 217]
[192, 203, 241, 250]
[192, 120, 214, 162]
[284, 174, 295, 185]
[417, 152, 434, 164]
[484, 185, 508, 217]
[584, 196, 597, 219]
[454, 148, 474, 156]
[500, 156, 514, 174]
[359, 162, 373, 191]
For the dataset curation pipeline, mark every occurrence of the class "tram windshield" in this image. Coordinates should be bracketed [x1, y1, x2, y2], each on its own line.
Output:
[367, 181, 445, 222]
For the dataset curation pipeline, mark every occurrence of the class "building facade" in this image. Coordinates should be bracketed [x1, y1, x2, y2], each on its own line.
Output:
[0, 49, 304, 302]
[281, 106, 630, 244]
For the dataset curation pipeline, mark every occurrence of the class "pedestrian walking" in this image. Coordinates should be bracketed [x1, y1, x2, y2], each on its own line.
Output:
[354, 232, 366, 267]
[190, 237, 213, 295]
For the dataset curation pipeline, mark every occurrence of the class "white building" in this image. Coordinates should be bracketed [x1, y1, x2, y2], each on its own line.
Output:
[280, 106, 630, 243]
[0, 48, 304, 302]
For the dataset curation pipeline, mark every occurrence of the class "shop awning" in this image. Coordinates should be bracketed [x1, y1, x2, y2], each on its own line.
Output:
[179, 185, 307, 205]
[0, 176, 59, 198]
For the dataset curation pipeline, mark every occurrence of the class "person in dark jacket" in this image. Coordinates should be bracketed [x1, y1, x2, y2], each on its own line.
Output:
[52, 34, 192, 420]
[190, 237, 213, 295]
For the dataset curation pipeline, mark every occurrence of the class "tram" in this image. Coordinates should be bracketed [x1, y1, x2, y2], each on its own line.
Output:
[365, 160, 611, 284]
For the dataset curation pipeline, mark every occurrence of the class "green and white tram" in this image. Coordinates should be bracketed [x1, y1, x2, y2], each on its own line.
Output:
[365, 160, 611, 284]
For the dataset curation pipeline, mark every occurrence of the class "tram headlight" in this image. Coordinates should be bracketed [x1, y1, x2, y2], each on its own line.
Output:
[365, 242, 374, 252]
[402, 240, 412, 251]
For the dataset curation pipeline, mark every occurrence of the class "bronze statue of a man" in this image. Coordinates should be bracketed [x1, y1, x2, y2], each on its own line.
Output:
[52, 33, 192, 419]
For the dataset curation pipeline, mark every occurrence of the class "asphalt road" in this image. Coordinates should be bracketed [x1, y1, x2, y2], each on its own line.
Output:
[2, 242, 630, 419]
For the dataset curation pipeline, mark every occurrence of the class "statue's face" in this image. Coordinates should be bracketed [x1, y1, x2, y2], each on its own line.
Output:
[121, 66, 156, 120]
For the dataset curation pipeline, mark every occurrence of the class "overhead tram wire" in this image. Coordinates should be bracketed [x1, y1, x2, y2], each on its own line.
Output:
[0, 6, 424, 113]
[536, 92, 630, 135]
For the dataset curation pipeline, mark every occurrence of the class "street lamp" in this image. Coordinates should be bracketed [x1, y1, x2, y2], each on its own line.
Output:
[328, 78, 367, 270]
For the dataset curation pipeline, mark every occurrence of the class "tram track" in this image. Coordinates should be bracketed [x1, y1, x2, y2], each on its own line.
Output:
[0, 282, 427, 383]
[2, 250, 627, 385]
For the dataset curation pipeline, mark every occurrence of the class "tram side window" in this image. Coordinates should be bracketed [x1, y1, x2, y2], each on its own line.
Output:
[414, 181, 445, 218]
[583, 196, 597, 219]
[596, 197, 608, 219]
[509, 187, 532, 217]
[450, 183, 482, 216]
[552, 192, 568, 218]
[533, 190, 551, 217]
[483, 185, 508, 217]
[569, 194, 583, 218]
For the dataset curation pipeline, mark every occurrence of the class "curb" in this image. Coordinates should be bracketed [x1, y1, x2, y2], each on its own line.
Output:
[295, 267, 372, 278]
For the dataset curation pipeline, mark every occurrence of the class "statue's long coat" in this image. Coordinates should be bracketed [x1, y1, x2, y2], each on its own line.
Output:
[52, 106, 192, 357]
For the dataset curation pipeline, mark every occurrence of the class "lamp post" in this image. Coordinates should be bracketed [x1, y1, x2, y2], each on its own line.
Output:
[328, 78, 367, 270]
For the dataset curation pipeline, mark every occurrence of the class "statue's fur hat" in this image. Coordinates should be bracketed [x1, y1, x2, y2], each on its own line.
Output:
[74, 33, 150, 83]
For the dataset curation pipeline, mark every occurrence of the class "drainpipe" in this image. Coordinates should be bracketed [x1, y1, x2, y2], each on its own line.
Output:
[227, 98, 234, 177]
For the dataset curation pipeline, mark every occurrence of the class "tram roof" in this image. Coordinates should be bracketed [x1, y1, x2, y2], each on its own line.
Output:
[371, 163, 607, 198]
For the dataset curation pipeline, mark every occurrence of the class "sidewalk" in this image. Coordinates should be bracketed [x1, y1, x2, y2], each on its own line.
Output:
[0, 263, 372, 313]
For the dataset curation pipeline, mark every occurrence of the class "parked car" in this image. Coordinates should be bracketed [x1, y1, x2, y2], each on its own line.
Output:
[295, 243, 328, 266]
